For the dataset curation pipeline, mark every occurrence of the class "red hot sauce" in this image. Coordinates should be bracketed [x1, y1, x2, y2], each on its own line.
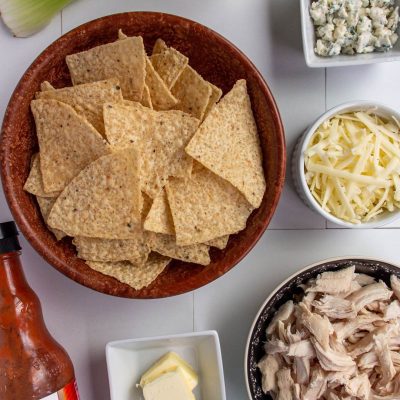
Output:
[0, 221, 79, 399]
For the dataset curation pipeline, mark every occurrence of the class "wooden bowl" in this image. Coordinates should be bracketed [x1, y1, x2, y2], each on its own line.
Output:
[245, 257, 400, 399]
[0, 12, 286, 298]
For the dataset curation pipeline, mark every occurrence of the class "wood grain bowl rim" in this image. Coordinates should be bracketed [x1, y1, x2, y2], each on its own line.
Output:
[245, 256, 400, 400]
[0, 12, 286, 299]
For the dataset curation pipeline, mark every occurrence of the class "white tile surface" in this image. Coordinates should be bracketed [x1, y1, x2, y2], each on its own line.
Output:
[1, 1, 400, 400]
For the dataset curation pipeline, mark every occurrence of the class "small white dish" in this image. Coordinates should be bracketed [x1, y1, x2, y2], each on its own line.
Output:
[300, 0, 400, 68]
[105, 330, 226, 400]
[291, 100, 400, 228]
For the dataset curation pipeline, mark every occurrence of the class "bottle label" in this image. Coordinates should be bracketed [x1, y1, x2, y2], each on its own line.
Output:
[40, 379, 80, 400]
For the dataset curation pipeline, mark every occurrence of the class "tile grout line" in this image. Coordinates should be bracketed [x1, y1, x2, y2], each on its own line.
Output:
[192, 291, 195, 332]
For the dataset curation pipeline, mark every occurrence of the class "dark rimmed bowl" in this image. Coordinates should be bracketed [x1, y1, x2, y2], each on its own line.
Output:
[245, 257, 400, 399]
[0, 12, 286, 299]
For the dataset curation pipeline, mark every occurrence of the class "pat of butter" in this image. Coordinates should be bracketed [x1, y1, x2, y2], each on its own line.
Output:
[140, 352, 198, 390]
[143, 369, 195, 400]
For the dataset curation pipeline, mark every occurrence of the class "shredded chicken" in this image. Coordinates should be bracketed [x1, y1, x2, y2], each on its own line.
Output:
[258, 354, 280, 393]
[344, 374, 371, 400]
[313, 295, 356, 320]
[374, 333, 397, 384]
[302, 367, 327, 400]
[294, 357, 310, 385]
[276, 368, 294, 400]
[307, 266, 355, 295]
[334, 314, 382, 342]
[287, 340, 315, 358]
[299, 303, 333, 349]
[313, 339, 356, 372]
[267, 300, 295, 335]
[258, 267, 400, 400]
[390, 275, 400, 302]
[347, 281, 392, 312]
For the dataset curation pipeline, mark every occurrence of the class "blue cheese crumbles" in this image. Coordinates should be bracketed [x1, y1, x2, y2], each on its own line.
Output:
[310, 0, 399, 56]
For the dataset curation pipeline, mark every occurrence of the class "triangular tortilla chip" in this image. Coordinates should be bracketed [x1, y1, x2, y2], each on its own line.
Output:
[66, 37, 146, 101]
[86, 254, 170, 290]
[166, 168, 253, 246]
[185, 80, 266, 208]
[151, 47, 188, 89]
[171, 65, 212, 120]
[36, 196, 65, 241]
[141, 84, 153, 109]
[205, 235, 229, 250]
[73, 235, 150, 265]
[144, 189, 174, 235]
[145, 57, 178, 111]
[31, 99, 109, 193]
[104, 101, 199, 198]
[36, 79, 123, 135]
[152, 38, 168, 55]
[47, 148, 142, 239]
[203, 82, 222, 119]
[141, 192, 153, 222]
[24, 153, 60, 197]
[40, 81, 54, 91]
[148, 233, 210, 266]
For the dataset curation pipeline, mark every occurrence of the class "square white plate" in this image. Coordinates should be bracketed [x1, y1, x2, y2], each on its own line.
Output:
[105, 330, 226, 400]
[300, 0, 400, 67]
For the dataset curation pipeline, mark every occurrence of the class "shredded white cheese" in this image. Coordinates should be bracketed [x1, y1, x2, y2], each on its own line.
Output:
[304, 111, 400, 223]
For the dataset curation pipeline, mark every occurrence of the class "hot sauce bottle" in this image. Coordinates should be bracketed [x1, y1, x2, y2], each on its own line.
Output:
[0, 221, 79, 399]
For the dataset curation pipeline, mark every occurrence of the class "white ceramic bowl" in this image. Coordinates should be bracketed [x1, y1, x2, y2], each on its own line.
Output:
[300, 0, 400, 68]
[106, 330, 226, 400]
[291, 100, 400, 228]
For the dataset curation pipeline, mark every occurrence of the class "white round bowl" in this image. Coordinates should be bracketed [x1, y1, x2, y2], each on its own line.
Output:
[291, 100, 400, 228]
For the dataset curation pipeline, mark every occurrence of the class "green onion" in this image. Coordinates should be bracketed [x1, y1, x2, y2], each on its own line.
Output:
[0, 0, 73, 37]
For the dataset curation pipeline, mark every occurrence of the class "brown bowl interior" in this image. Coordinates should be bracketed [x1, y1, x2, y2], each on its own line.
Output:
[0, 12, 286, 298]
[246, 258, 400, 399]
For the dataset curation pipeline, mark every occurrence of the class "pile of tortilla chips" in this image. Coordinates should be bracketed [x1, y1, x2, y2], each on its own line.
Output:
[24, 31, 266, 290]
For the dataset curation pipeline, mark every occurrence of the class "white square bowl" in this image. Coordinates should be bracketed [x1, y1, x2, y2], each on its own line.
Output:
[105, 330, 226, 400]
[300, 0, 400, 67]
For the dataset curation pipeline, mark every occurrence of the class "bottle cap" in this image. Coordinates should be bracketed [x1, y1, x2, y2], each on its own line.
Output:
[0, 221, 21, 254]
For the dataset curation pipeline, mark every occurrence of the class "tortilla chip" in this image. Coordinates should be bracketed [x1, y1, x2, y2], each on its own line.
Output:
[144, 189, 174, 235]
[141, 84, 153, 109]
[103, 101, 199, 198]
[40, 81, 54, 91]
[151, 48, 188, 89]
[36, 196, 65, 240]
[205, 235, 229, 250]
[203, 82, 222, 118]
[31, 99, 109, 193]
[141, 192, 153, 222]
[66, 37, 146, 101]
[152, 38, 168, 55]
[145, 57, 178, 111]
[24, 153, 60, 197]
[186, 80, 266, 208]
[171, 66, 212, 120]
[36, 79, 123, 135]
[166, 168, 253, 246]
[47, 148, 142, 239]
[148, 233, 210, 266]
[73, 235, 150, 265]
[86, 254, 170, 290]
[118, 29, 128, 40]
